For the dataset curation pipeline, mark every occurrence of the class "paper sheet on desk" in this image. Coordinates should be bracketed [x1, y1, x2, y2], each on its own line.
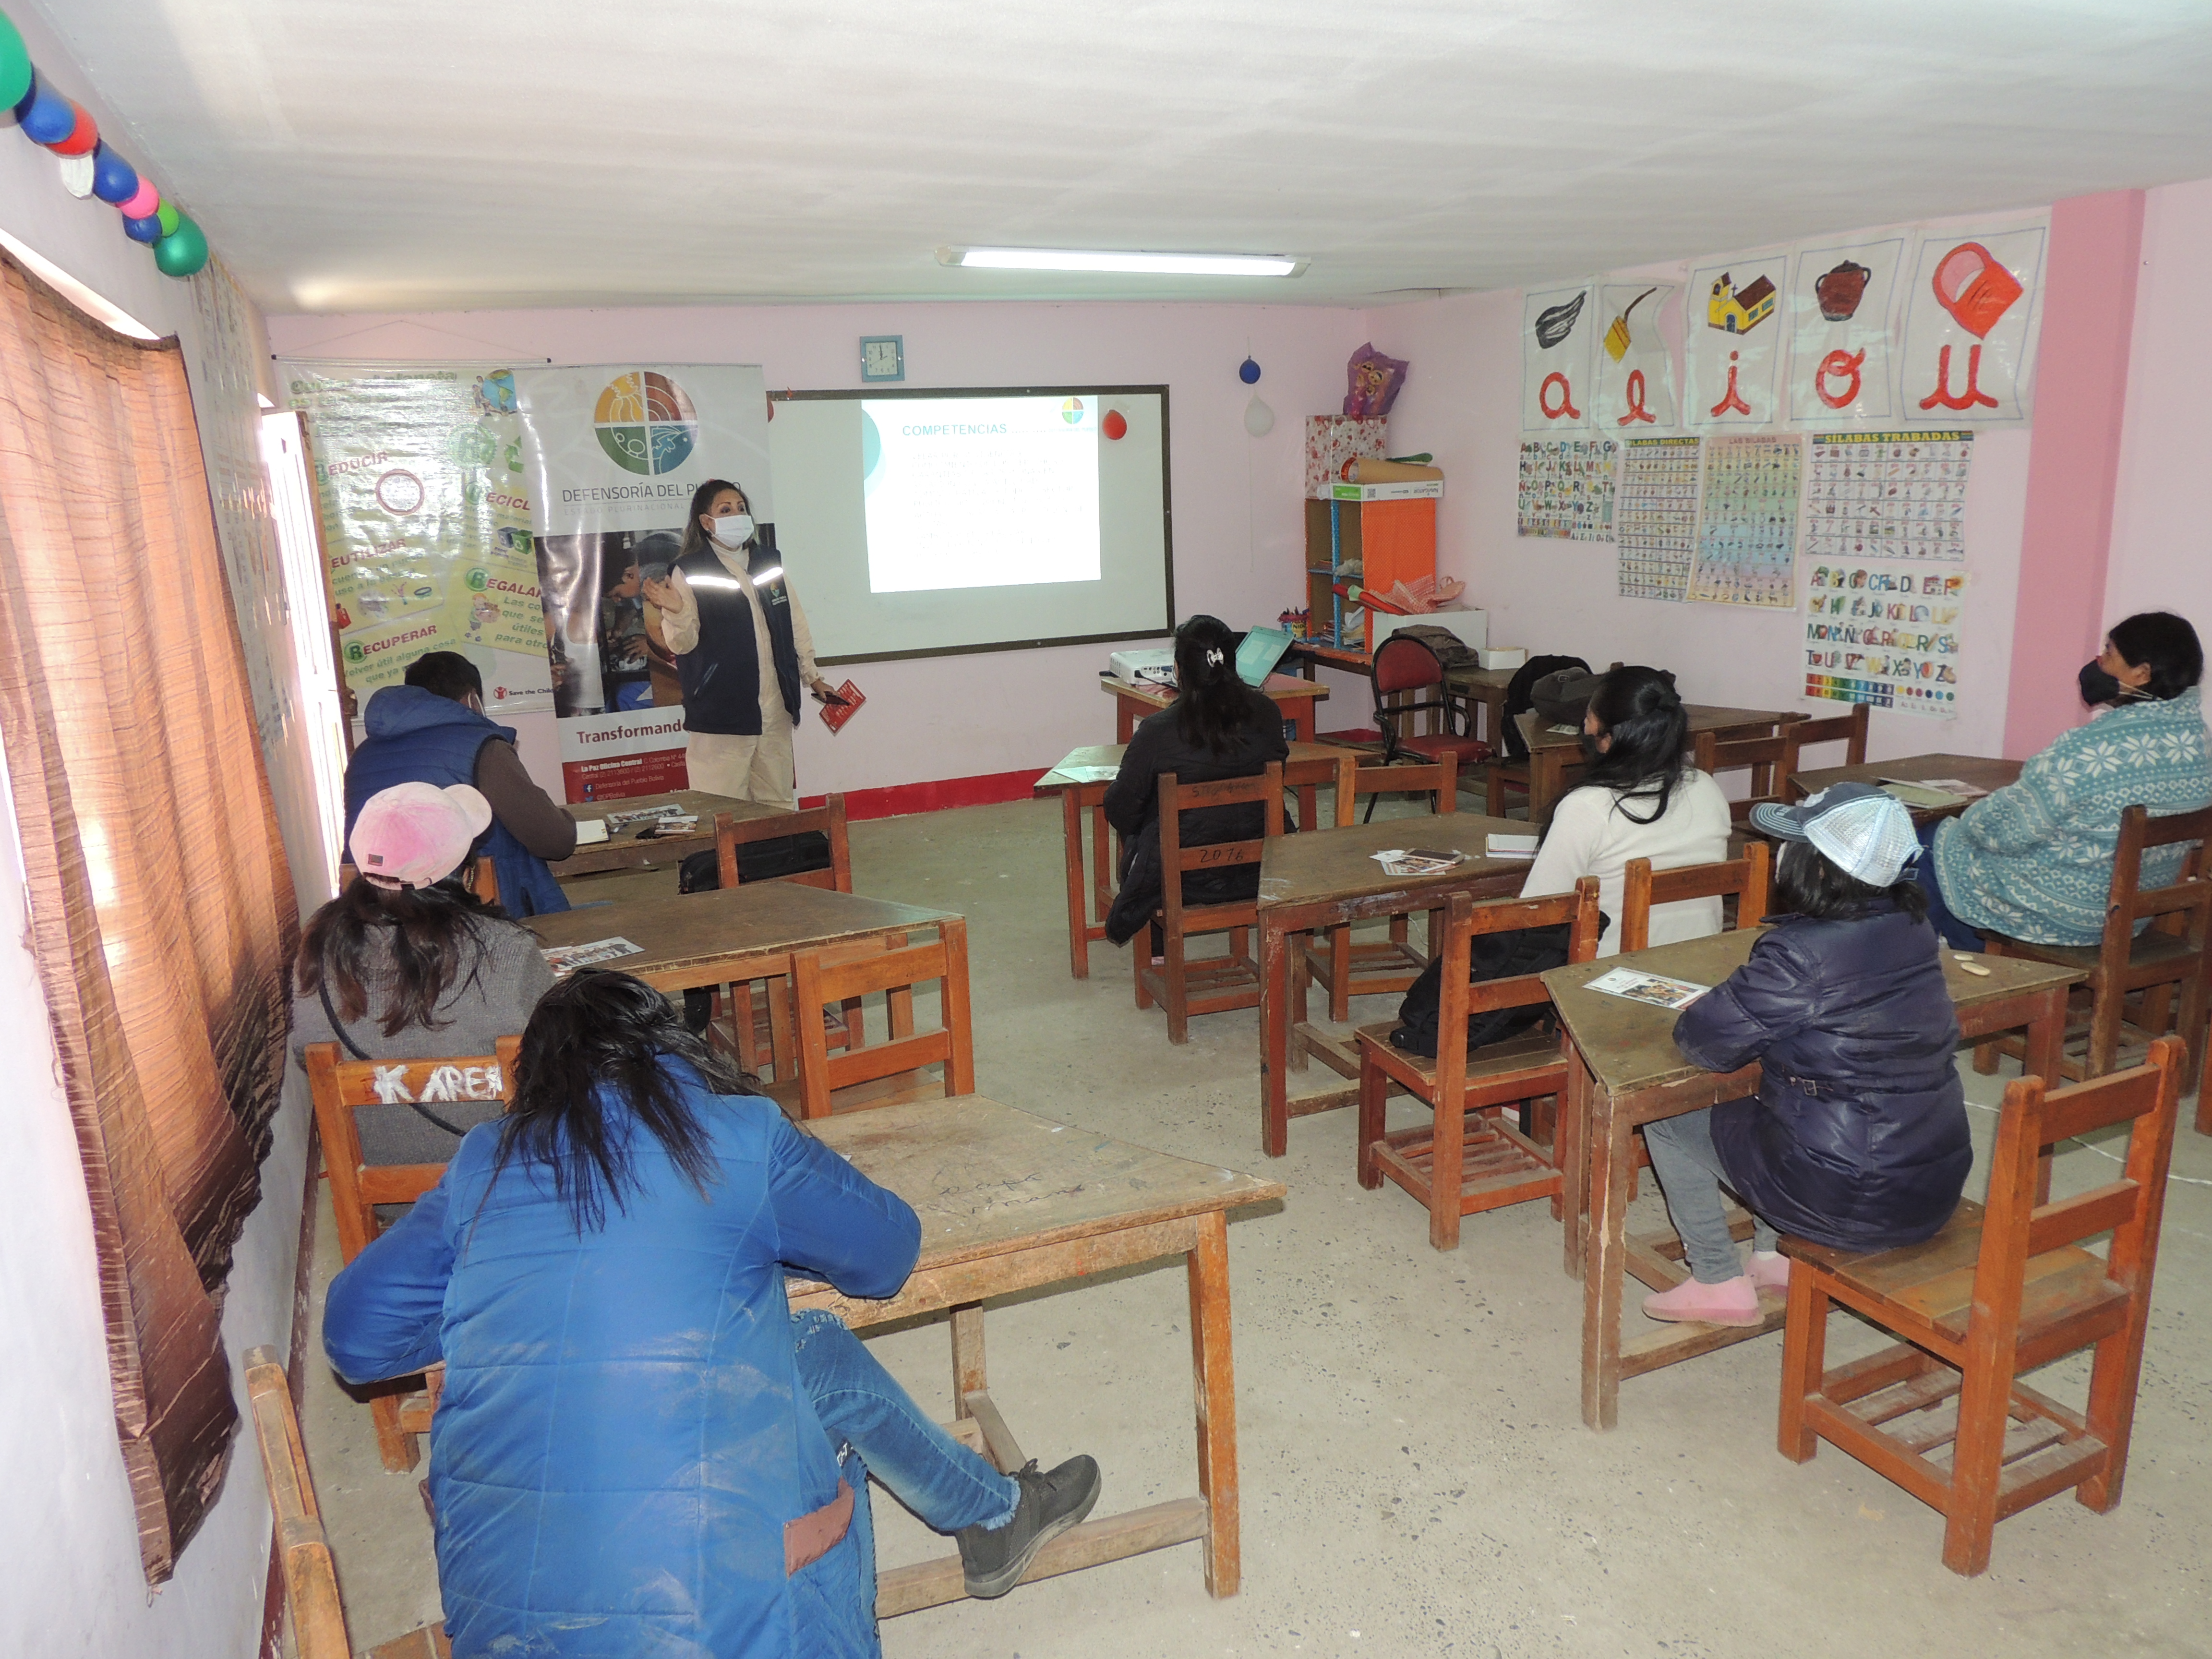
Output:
[1055, 764, 1121, 784]
[542, 937, 644, 975]
[1585, 966, 1709, 1010]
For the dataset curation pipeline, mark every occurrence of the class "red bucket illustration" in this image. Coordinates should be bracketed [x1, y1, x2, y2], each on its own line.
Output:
[1930, 242, 2023, 339]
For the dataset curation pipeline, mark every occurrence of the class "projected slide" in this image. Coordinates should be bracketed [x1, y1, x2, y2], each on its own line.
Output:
[861, 395, 1100, 593]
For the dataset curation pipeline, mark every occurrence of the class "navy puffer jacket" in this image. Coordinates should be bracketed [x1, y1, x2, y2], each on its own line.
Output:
[1672, 901, 1969, 1252]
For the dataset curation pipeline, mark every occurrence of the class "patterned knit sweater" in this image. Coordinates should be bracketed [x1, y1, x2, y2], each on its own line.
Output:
[1932, 686, 2212, 945]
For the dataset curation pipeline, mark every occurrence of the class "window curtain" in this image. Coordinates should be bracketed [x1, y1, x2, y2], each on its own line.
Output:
[0, 252, 297, 1581]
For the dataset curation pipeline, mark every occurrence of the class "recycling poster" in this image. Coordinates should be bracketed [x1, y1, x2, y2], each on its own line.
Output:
[283, 361, 554, 716]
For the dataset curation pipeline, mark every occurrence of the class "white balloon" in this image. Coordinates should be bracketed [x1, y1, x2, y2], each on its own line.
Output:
[58, 153, 95, 199]
[1243, 394, 1275, 437]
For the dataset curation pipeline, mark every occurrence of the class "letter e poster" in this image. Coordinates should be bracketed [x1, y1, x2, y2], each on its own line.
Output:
[1591, 282, 1680, 432]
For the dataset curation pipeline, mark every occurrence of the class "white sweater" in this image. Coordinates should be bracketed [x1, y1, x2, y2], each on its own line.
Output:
[1518, 768, 1733, 957]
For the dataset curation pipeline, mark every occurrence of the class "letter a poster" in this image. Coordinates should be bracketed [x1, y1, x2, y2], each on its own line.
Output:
[1521, 283, 1597, 433]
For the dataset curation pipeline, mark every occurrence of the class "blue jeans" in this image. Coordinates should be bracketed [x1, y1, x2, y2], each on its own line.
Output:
[1642, 1108, 1778, 1284]
[1914, 820, 1985, 953]
[790, 1309, 1019, 1589]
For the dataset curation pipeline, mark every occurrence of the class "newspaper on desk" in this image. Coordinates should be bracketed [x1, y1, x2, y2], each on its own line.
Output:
[603, 803, 691, 833]
[541, 937, 645, 976]
[1370, 848, 1467, 878]
[1583, 966, 1710, 1010]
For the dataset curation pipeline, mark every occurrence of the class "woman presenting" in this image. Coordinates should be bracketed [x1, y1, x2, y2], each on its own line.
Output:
[642, 478, 840, 809]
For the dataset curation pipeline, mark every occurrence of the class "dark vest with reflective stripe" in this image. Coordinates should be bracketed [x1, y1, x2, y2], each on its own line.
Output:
[674, 528, 801, 735]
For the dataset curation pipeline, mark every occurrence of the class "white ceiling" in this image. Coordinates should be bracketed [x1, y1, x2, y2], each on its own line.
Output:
[30, 0, 2212, 313]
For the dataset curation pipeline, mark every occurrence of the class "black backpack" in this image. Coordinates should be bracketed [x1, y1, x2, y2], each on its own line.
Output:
[676, 830, 834, 1032]
[1388, 912, 1607, 1058]
[1501, 654, 1590, 761]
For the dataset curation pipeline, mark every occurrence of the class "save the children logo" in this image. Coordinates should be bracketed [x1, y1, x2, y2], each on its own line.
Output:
[594, 371, 699, 476]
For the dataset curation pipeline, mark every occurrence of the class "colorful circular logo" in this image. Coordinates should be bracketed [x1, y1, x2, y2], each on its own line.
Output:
[595, 371, 698, 475]
[1062, 397, 1086, 424]
[474, 369, 518, 415]
[375, 469, 424, 515]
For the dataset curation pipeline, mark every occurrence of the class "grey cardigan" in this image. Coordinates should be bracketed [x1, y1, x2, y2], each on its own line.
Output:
[290, 914, 554, 1166]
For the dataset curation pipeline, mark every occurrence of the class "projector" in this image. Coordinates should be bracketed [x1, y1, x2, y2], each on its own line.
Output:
[1108, 647, 1178, 684]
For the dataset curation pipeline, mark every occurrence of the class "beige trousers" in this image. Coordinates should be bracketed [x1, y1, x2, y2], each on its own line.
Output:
[684, 706, 797, 810]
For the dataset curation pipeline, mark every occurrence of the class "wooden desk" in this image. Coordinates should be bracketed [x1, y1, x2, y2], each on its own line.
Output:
[1255, 817, 1529, 1156]
[1519, 705, 1801, 826]
[1035, 740, 1356, 981]
[532, 883, 955, 994]
[549, 789, 784, 878]
[1104, 672, 1329, 744]
[790, 1095, 1286, 1612]
[1791, 752, 2023, 822]
[1541, 931, 2080, 1430]
[1443, 664, 1517, 749]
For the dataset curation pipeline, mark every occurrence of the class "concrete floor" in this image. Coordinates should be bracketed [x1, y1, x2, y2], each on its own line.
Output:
[303, 795, 2212, 1659]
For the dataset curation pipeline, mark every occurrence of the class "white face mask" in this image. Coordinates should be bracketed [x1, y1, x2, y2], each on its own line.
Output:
[710, 513, 754, 547]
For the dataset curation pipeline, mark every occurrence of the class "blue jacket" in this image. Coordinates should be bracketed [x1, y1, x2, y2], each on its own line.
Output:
[1932, 685, 2211, 945]
[676, 529, 802, 737]
[346, 685, 570, 917]
[323, 1078, 920, 1659]
[1673, 902, 1969, 1252]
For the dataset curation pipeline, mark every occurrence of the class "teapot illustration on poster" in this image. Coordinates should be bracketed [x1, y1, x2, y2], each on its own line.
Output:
[1898, 221, 2047, 427]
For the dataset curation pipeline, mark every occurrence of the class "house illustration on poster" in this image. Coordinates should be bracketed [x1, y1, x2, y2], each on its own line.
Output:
[1707, 272, 1775, 334]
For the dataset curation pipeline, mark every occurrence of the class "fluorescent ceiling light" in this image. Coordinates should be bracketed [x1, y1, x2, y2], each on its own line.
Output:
[939, 245, 1304, 278]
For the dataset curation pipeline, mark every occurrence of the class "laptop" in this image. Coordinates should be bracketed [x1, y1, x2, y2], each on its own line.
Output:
[1235, 626, 1295, 688]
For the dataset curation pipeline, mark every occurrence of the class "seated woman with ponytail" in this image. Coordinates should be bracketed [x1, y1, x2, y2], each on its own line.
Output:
[291, 781, 554, 1164]
[1102, 614, 1289, 947]
[1517, 664, 1732, 957]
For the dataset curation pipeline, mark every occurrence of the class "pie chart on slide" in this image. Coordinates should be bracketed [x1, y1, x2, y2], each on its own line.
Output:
[594, 371, 699, 475]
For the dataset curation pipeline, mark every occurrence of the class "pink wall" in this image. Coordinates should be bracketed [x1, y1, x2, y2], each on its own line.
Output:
[2003, 191, 2146, 758]
[265, 301, 1367, 797]
[2104, 179, 2212, 639]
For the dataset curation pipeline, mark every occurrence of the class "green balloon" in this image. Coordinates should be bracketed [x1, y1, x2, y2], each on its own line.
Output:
[156, 200, 180, 237]
[0, 15, 29, 110]
[154, 217, 208, 278]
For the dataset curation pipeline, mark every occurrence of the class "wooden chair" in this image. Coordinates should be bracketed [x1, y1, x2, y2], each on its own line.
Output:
[1694, 729, 1791, 830]
[1778, 1037, 2185, 1576]
[709, 796, 854, 1079]
[1484, 709, 1538, 818]
[1619, 841, 1771, 954]
[1355, 878, 1601, 1250]
[1780, 701, 1870, 798]
[786, 920, 975, 1119]
[1974, 802, 2212, 1120]
[1283, 747, 1358, 834]
[304, 1039, 520, 1471]
[1299, 754, 1462, 1023]
[1134, 763, 1286, 1043]
[247, 1345, 452, 1659]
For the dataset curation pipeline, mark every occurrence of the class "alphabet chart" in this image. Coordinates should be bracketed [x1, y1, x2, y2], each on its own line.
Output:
[1515, 438, 1618, 540]
[1803, 431, 1972, 563]
[1801, 560, 1965, 717]
[1688, 434, 1803, 608]
[1615, 436, 1701, 601]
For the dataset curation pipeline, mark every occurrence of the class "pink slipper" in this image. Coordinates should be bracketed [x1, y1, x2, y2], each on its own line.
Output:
[1748, 1253, 1791, 1295]
[1642, 1274, 1761, 1327]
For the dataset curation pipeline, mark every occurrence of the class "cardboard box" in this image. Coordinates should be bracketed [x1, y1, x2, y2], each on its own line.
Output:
[1370, 609, 1488, 653]
[1304, 415, 1389, 499]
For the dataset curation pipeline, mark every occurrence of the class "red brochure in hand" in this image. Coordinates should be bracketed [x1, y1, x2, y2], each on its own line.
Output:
[817, 679, 865, 733]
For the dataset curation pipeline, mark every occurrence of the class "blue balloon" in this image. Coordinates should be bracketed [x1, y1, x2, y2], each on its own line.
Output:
[91, 142, 137, 204]
[1239, 357, 1262, 385]
[123, 211, 162, 244]
[18, 81, 72, 146]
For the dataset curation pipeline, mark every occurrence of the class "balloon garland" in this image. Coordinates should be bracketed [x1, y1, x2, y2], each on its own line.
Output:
[0, 9, 207, 277]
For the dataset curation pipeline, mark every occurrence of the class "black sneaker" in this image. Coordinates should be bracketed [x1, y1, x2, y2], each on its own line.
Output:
[956, 1456, 1102, 1599]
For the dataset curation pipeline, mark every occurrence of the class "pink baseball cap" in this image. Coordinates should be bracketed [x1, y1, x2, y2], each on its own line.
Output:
[350, 782, 492, 890]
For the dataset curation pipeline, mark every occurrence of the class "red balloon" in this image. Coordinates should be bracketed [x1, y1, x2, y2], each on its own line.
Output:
[1102, 409, 1127, 441]
[51, 104, 98, 156]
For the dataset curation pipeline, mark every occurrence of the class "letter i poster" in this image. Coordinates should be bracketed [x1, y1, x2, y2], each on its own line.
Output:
[1688, 434, 1802, 608]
